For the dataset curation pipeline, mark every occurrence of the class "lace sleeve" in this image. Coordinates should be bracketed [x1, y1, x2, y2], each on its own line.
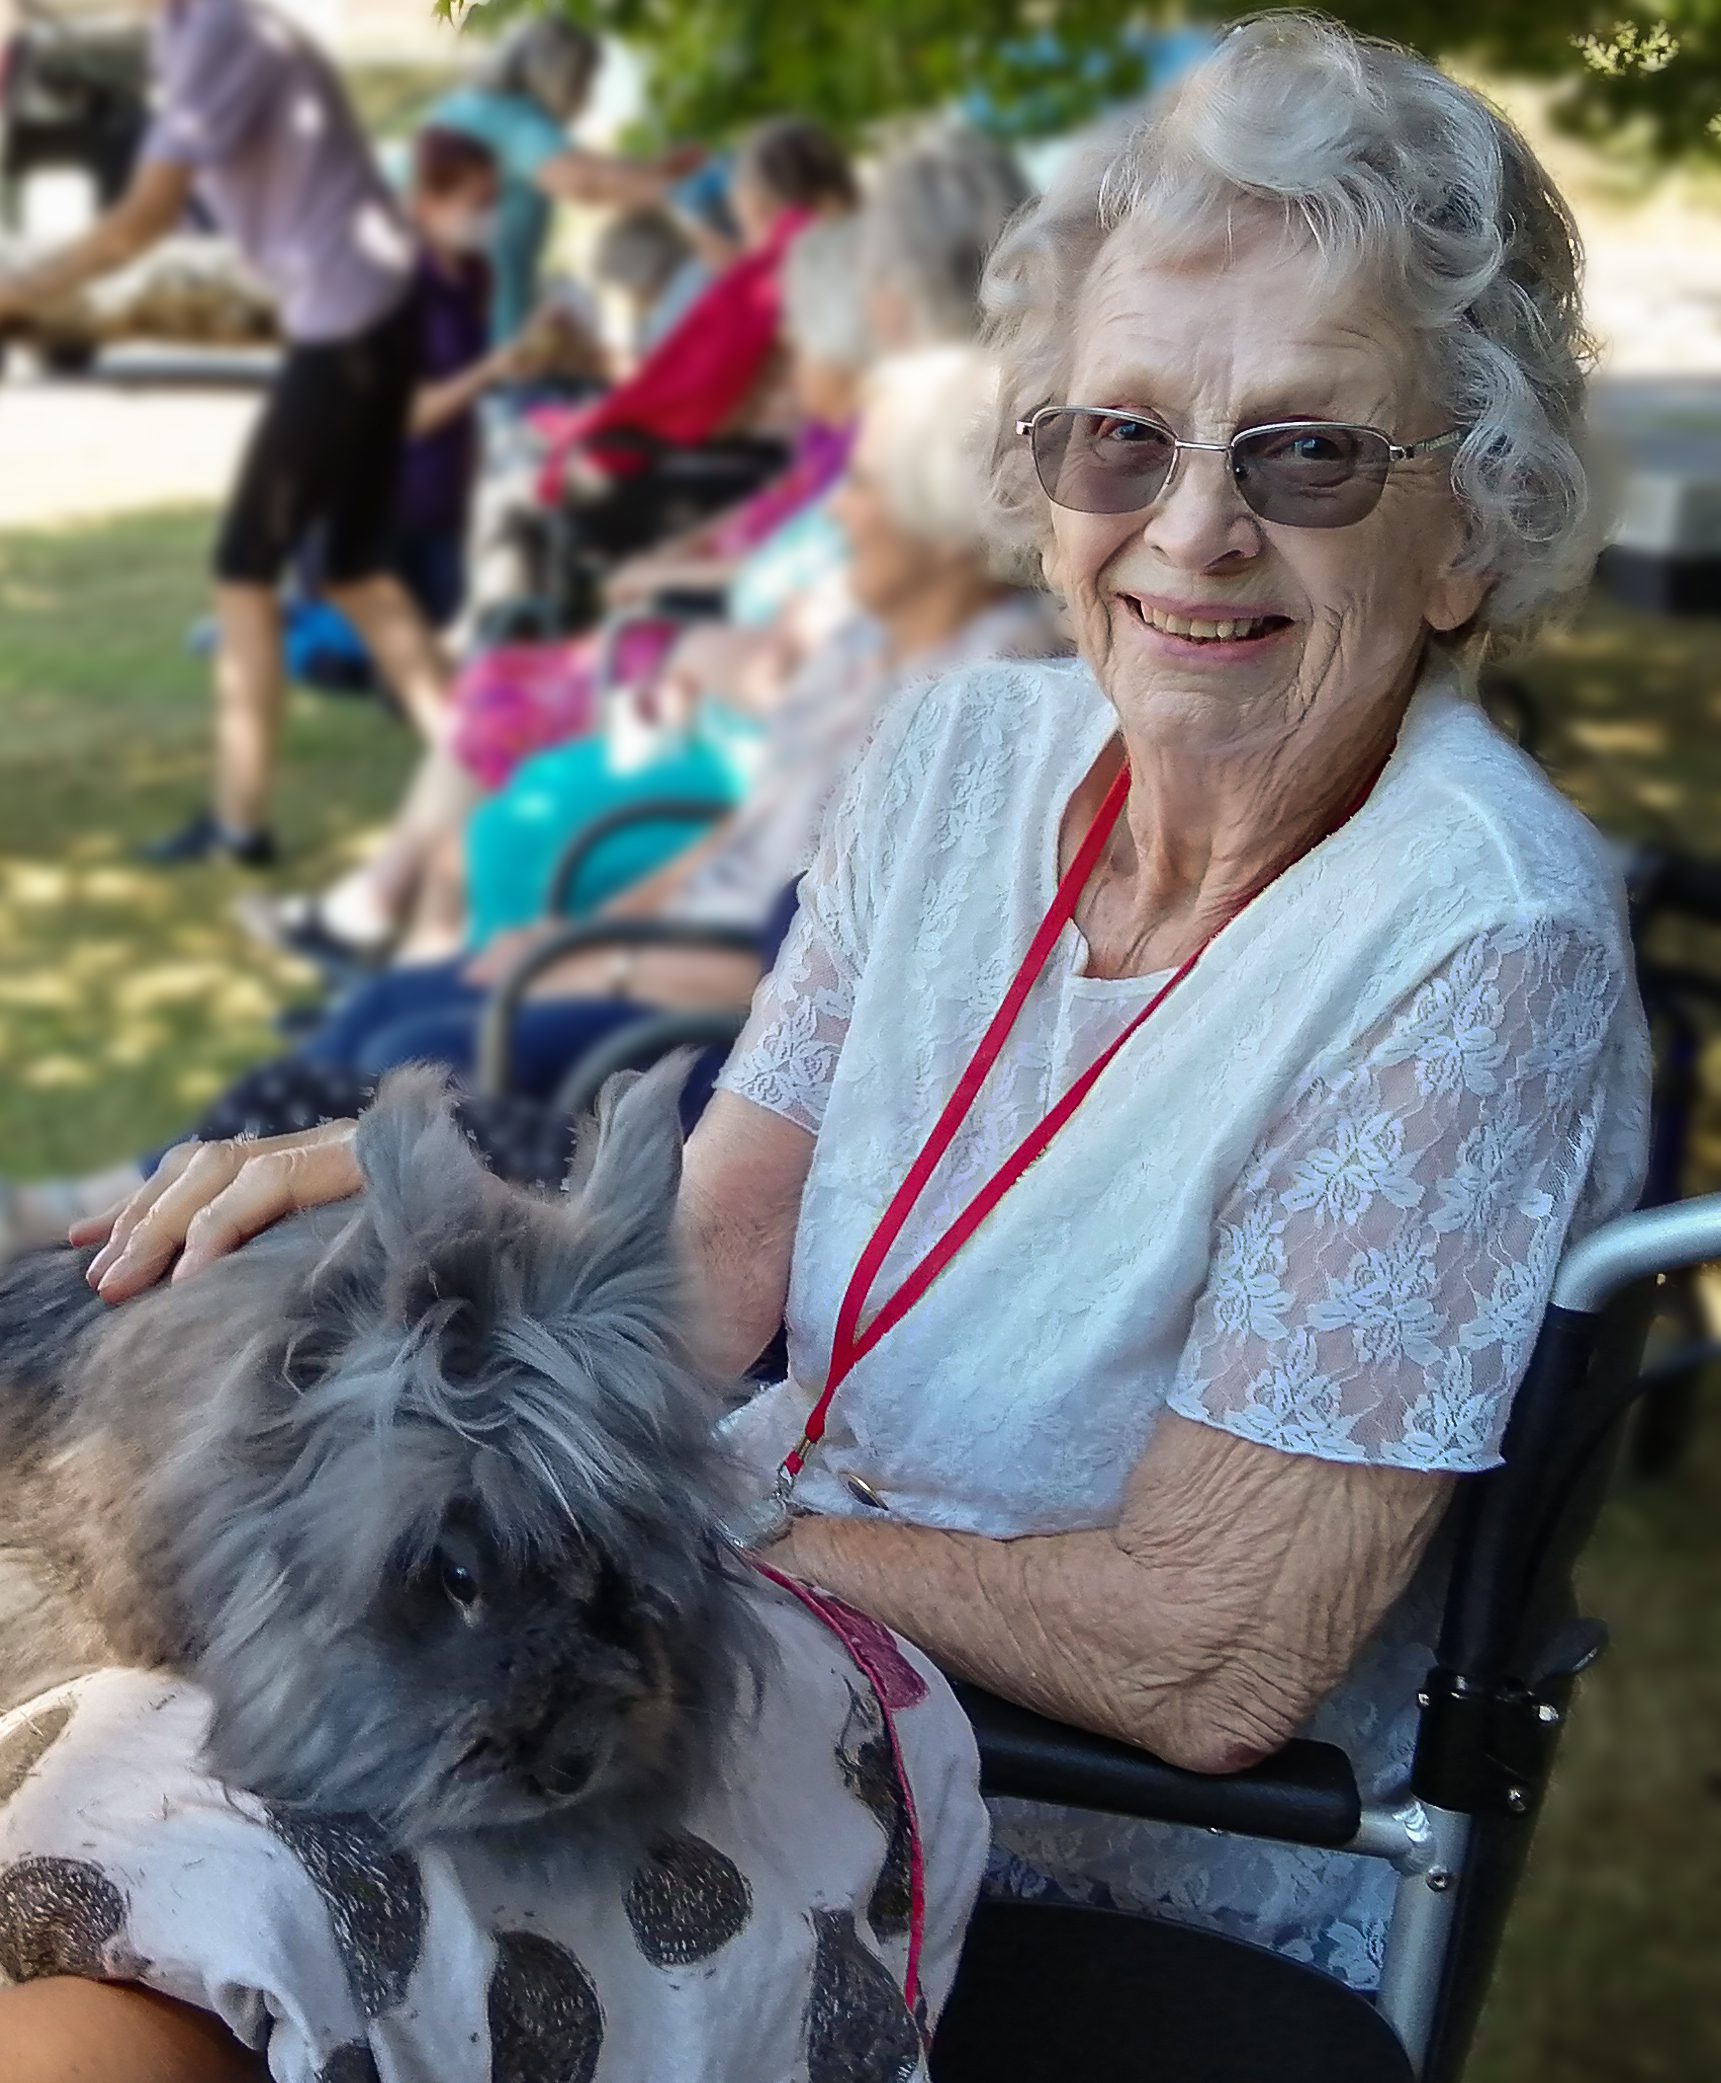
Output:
[1166, 921, 1638, 1472]
[714, 708, 880, 1134]
[715, 899, 855, 1134]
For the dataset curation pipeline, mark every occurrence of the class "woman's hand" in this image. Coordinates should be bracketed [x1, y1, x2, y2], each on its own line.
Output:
[70, 1121, 363, 1304]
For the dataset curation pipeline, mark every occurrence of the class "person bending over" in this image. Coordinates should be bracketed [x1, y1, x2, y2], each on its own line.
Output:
[0, 0, 453, 867]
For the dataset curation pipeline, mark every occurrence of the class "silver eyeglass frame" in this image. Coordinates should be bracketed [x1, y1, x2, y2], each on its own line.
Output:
[1014, 404, 1465, 517]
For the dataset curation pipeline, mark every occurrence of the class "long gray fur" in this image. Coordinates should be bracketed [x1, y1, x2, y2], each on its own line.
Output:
[0, 1061, 763, 1845]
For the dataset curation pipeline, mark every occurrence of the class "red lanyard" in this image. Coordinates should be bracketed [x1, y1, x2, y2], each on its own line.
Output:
[777, 749, 1385, 1495]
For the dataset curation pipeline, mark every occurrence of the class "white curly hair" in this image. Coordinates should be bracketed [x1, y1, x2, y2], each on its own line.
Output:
[982, 11, 1602, 647]
[865, 346, 1026, 581]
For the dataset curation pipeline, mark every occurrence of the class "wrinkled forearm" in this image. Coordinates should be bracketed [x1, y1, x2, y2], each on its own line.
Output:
[678, 1094, 812, 1380]
[771, 1414, 1453, 1774]
[771, 1511, 1247, 1769]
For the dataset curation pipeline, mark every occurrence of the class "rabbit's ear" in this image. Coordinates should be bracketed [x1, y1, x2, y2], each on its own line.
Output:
[354, 1066, 487, 1259]
[565, 1054, 688, 1255]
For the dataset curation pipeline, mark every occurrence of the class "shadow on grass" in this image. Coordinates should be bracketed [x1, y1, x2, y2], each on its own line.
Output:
[0, 506, 416, 1172]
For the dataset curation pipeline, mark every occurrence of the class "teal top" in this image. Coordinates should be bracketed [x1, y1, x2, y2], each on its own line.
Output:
[428, 85, 570, 339]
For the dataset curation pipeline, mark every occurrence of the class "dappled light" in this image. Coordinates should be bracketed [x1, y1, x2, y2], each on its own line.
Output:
[1, 505, 415, 1171]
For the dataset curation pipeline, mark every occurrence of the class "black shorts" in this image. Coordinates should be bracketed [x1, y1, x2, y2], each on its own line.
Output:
[214, 290, 420, 588]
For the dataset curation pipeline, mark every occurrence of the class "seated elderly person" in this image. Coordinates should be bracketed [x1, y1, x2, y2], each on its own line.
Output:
[0, 15, 1651, 2077]
[266, 345, 1060, 1095]
[0, 346, 1058, 1236]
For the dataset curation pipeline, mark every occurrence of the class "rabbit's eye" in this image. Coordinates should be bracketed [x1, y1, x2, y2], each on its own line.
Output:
[439, 1555, 481, 1611]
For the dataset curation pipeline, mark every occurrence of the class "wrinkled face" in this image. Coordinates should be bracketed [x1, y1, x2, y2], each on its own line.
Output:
[1042, 221, 1488, 760]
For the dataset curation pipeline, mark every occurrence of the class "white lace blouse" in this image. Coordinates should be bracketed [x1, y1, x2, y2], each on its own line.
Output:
[716, 647, 1651, 1988]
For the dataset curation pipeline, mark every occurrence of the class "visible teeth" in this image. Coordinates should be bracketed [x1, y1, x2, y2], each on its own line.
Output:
[1138, 604, 1272, 641]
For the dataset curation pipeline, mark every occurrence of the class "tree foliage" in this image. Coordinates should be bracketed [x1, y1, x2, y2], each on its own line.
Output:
[444, 0, 1721, 162]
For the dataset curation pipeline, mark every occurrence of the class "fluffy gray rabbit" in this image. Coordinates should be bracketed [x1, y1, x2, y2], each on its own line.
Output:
[0, 1062, 761, 1845]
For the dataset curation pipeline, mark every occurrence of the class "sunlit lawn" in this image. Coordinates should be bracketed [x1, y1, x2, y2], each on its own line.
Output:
[0, 506, 1718, 2079]
[0, 507, 415, 1173]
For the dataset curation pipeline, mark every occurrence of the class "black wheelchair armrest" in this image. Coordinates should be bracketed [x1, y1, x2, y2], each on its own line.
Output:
[550, 1007, 750, 1120]
[476, 917, 762, 1099]
[544, 795, 733, 920]
[954, 1682, 1364, 1851]
[649, 586, 729, 619]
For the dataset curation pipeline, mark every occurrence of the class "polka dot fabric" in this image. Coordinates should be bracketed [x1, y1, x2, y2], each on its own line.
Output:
[0, 1575, 986, 2080]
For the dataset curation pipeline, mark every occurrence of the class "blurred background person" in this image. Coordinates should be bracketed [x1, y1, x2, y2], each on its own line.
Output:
[281, 123, 561, 691]
[427, 18, 703, 345]
[590, 204, 713, 372]
[0, 0, 448, 869]
[860, 130, 1033, 349]
[531, 116, 859, 494]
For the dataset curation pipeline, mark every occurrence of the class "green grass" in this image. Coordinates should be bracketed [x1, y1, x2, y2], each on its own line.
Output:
[0, 507, 415, 1174]
[1, 506, 1718, 2078]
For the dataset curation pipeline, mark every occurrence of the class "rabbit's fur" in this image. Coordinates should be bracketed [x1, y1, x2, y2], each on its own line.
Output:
[0, 1062, 762, 1845]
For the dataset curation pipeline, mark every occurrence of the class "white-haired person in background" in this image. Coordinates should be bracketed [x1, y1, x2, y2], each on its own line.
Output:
[256, 343, 1067, 1096]
[860, 130, 1034, 350]
[2, 17, 1654, 2075]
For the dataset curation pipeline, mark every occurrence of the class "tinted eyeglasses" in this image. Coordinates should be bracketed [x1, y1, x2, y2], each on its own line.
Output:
[1017, 406, 1464, 531]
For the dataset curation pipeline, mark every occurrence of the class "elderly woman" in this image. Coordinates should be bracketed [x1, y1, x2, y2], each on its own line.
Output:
[1, 13, 1652, 2076]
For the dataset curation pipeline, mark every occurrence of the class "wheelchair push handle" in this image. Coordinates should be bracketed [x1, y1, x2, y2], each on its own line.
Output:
[544, 795, 732, 920]
[1622, 840, 1721, 924]
[475, 915, 760, 1098]
[1553, 1190, 1721, 1313]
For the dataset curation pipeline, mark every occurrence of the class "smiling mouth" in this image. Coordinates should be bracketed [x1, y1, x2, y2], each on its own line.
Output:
[1122, 598, 1293, 644]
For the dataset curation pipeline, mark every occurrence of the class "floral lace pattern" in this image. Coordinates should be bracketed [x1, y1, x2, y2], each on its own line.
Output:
[1167, 921, 1630, 1471]
[718, 651, 1651, 1985]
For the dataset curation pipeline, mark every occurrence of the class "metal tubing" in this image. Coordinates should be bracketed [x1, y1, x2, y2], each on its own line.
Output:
[1552, 1193, 1721, 1313]
[1344, 1792, 1440, 1870]
[552, 1009, 748, 1122]
[1372, 1801, 1472, 2076]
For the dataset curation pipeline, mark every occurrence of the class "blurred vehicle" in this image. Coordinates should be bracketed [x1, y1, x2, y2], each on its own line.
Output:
[1, 0, 276, 368]
[0, 0, 147, 217]
[0, 225, 278, 369]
